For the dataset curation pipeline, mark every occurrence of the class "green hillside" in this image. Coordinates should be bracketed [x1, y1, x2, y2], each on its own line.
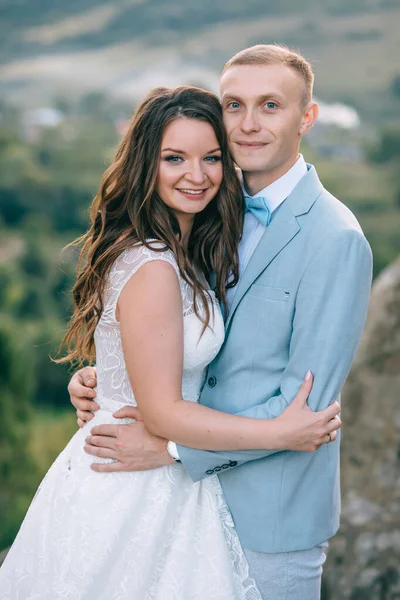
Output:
[0, 0, 399, 123]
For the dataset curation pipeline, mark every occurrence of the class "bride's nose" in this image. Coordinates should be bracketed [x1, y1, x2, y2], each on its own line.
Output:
[185, 161, 208, 185]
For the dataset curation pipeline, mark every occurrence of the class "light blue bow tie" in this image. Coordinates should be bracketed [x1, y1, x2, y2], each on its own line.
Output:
[244, 195, 271, 227]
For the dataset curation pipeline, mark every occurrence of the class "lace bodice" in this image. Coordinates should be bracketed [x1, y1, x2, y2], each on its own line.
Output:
[94, 242, 225, 413]
[1, 241, 261, 600]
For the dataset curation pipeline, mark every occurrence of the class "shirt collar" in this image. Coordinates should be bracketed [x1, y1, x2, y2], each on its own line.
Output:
[242, 154, 308, 215]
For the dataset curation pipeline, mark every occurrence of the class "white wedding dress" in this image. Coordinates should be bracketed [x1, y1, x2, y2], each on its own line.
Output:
[0, 243, 261, 600]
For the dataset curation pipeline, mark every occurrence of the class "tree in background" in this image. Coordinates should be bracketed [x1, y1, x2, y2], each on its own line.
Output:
[368, 127, 400, 164]
[0, 318, 38, 548]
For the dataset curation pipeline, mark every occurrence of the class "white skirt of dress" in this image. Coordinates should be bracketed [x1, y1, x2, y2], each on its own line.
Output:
[0, 410, 261, 600]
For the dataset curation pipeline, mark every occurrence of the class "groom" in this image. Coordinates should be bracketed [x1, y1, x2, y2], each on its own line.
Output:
[69, 44, 372, 598]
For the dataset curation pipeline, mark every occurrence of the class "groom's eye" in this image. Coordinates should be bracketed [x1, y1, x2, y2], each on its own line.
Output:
[228, 102, 240, 109]
[265, 101, 277, 110]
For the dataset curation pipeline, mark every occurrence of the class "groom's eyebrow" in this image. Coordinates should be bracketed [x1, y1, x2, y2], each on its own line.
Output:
[222, 92, 285, 103]
[258, 93, 285, 103]
[221, 93, 242, 102]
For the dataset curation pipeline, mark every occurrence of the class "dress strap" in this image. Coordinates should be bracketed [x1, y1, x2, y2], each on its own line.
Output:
[104, 242, 181, 322]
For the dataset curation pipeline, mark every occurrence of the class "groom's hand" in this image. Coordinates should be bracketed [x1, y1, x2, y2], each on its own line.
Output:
[85, 406, 175, 472]
[68, 366, 99, 427]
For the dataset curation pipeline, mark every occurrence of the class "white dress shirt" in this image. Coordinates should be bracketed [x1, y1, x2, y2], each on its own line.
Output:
[168, 155, 308, 461]
[226, 154, 308, 312]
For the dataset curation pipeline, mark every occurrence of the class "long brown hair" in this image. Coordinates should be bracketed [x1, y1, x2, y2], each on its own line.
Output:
[58, 86, 244, 366]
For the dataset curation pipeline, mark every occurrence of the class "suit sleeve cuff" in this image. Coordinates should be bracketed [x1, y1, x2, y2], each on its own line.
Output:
[167, 441, 180, 461]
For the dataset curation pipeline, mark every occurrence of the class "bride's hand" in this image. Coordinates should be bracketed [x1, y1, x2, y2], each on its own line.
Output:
[276, 372, 342, 452]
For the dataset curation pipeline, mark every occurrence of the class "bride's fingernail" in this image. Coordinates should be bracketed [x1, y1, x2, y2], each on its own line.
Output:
[305, 370, 312, 381]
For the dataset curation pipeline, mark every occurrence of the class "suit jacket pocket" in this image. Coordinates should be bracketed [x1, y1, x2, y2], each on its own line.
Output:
[248, 284, 290, 302]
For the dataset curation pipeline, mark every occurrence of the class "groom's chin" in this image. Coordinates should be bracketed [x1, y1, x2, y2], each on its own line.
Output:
[231, 153, 271, 174]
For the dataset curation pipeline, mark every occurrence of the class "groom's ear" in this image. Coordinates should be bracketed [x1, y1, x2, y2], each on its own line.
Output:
[299, 102, 319, 136]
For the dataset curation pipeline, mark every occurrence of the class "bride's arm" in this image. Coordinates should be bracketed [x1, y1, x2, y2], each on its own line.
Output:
[118, 260, 339, 452]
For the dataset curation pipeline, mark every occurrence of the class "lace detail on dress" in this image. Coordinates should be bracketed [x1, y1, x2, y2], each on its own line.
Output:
[102, 242, 183, 323]
[210, 477, 262, 599]
[0, 240, 262, 600]
[95, 241, 220, 413]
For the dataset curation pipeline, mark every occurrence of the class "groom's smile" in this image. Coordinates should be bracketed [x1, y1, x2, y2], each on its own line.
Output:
[220, 62, 317, 192]
[235, 141, 268, 149]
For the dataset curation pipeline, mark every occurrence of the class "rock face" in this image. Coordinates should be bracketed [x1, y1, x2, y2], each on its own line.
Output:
[323, 257, 400, 599]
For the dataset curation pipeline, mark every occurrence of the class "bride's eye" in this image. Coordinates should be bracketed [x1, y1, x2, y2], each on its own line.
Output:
[204, 156, 222, 163]
[165, 156, 183, 163]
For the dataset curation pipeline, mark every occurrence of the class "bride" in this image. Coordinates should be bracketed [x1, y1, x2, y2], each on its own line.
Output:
[0, 85, 341, 599]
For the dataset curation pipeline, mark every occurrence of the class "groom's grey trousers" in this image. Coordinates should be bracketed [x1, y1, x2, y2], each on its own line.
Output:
[244, 543, 328, 600]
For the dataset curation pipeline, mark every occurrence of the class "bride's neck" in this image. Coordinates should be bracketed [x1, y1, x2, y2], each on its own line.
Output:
[177, 214, 194, 250]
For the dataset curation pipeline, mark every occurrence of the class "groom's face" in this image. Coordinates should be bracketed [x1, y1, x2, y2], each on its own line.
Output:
[220, 63, 307, 178]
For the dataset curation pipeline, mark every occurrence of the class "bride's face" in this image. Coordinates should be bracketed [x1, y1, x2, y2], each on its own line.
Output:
[157, 118, 223, 223]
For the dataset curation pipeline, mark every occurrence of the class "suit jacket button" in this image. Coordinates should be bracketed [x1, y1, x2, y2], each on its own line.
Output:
[208, 376, 217, 388]
[206, 470, 214, 475]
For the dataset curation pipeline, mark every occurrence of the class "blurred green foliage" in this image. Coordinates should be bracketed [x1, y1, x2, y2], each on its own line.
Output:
[0, 90, 399, 548]
[367, 128, 400, 164]
[0, 0, 396, 54]
[0, 94, 125, 546]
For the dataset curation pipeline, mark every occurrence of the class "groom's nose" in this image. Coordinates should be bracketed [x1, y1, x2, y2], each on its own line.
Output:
[240, 110, 261, 134]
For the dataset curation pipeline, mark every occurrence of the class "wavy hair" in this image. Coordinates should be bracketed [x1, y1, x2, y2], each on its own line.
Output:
[57, 86, 244, 366]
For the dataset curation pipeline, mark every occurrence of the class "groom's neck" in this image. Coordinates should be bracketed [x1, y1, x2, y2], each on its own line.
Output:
[242, 154, 299, 196]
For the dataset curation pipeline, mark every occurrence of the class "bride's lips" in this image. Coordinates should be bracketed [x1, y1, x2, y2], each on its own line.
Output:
[176, 188, 209, 200]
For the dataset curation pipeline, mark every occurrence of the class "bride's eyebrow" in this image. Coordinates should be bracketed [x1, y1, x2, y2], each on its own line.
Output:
[161, 147, 221, 154]
[204, 147, 221, 154]
[161, 148, 186, 153]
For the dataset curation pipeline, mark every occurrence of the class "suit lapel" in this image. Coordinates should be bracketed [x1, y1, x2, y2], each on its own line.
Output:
[225, 202, 300, 329]
[224, 165, 324, 330]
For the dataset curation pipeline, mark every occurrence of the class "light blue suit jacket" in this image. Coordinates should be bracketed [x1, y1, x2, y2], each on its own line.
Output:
[177, 165, 373, 553]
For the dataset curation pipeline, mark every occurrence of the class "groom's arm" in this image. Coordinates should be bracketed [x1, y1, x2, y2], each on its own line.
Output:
[177, 228, 373, 482]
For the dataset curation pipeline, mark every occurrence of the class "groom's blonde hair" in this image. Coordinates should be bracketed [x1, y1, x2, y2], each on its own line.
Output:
[222, 44, 314, 108]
